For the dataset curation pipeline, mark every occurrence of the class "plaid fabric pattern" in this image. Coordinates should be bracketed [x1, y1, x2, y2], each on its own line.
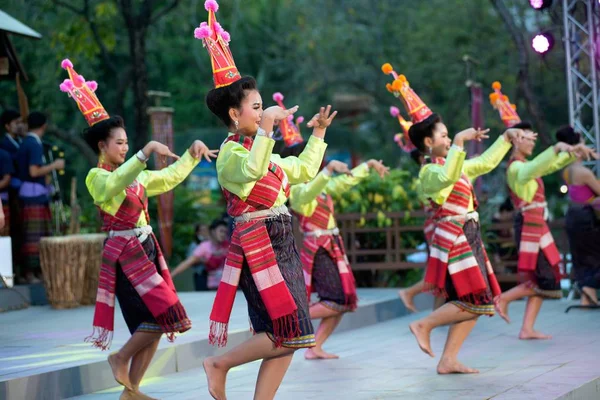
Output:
[210, 134, 301, 348]
[507, 157, 561, 277]
[424, 158, 501, 303]
[423, 205, 435, 246]
[88, 169, 190, 350]
[20, 199, 52, 269]
[294, 194, 357, 310]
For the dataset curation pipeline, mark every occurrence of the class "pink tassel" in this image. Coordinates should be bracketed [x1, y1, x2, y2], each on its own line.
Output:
[194, 26, 212, 39]
[390, 106, 400, 117]
[205, 0, 219, 12]
[286, 115, 294, 122]
[273, 92, 284, 102]
[214, 22, 224, 34]
[86, 81, 98, 91]
[59, 79, 73, 92]
[221, 30, 230, 43]
[61, 59, 73, 69]
[75, 75, 85, 84]
[200, 21, 208, 28]
[296, 116, 304, 124]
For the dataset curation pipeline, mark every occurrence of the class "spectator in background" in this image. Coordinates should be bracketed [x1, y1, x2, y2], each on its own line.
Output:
[186, 223, 209, 291]
[16, 112, 64, 283]
[172, 219, 230, 290]
[0, 148, 13, 236]
[488, 197, 517, 264]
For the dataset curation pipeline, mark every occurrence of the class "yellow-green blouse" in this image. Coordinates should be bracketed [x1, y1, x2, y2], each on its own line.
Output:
[418, 136, 512, 210]
[86, 150, 199, 227]
[289, 163, 370, 229]
[216, 134, 327, 206]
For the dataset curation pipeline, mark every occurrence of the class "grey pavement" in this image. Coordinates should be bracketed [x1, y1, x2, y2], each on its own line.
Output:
[67, 299, 600, 400]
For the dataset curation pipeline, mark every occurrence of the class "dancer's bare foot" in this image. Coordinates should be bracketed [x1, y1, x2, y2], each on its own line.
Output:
[203, 357, 228, 400]
[108, 352, 132, 390]
[119, 388, 135, 400]
[305, 347, 339, 360]
[131, 389, 157, 400]
[519, 329, 552, 340]
[493, 296, 510, 324]
[398, 289, 418, 313]
[409, 321, 434, 357]
[437, 358, 479, 374]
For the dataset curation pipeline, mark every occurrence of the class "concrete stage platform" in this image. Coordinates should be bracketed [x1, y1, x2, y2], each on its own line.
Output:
[68, 299, 600, 400]
[0, 288, 430, 400]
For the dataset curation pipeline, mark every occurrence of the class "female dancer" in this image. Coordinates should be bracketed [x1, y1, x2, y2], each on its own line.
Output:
[559, 126, 600, 306]
[60, 59, 216, 399]
[382, 67, 526, 373]
[274, 91, 389, 359]
[490, 83, 597, 338]
[195, 2, 336, 398]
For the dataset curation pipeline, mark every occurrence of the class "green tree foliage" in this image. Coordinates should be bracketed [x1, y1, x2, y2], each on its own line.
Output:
[0, 0, 571, 267]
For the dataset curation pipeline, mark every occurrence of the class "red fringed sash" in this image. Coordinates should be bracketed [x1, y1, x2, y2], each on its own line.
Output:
[88, 168, 190, 350]
[294, 194, 358, 310]
[209, 134, 300, 348]
[508, 157, 561, 282]
[424, 158, 501, 303]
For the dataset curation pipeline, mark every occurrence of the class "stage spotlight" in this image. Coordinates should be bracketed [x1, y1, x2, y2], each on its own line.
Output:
[560, 185, 568, 194]
[532, 33, 554, 54]
[529, 0, 553, 10]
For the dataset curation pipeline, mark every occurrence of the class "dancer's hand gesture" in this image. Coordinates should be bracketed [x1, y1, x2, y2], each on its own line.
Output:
[326, 160, 352, 176]
[571, 143, 599, 161]
[143, 141, 180, 161]
[307, 105, 338, 139]
[263, 105, 299, 123]
[189, 140, 219, 162]
[504, 128, 535, 144]
[454, 128, 489, 148]
[367, 159, 390, 178]
[260, 105, 299, 135]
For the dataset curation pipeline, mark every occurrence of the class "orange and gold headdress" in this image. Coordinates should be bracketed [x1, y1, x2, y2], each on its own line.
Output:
[382, 63, 433, 124]
[489, 81, 521, 127]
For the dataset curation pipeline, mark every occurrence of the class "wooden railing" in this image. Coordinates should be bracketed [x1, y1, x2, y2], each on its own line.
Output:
[293, 211, 569, 283]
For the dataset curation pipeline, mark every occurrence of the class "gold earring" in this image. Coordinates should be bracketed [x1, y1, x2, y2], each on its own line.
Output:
[99, 151, 106, 164]
[234, 120, 239, 131]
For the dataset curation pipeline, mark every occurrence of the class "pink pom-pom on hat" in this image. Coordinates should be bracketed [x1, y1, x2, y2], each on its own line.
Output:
[59, 79, 73, 92]
[273, 92, 284, 102]
[195, 26, 212, 39]
[390, 106, 400, 117]
[59, 58, 110, 126]
[205, 0, 219, 12]
[61, 59, 73, 70]
[214, 22, 224, 34]
[296, 116, 304, 124]
[221, 30, 230, 43]
[86, 81, 98, 91]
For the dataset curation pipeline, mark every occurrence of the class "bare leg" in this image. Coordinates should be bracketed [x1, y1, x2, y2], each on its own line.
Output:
[519, 296, 552, 340]
[437, 319, 479, 374]
[399, 279, 424, 313]
[309, 302, 341, 319]
[581, 286, 599, 306]
[305, 314, 343, 360]
[409, 302, 477, 358]
[253, 352, 295, 400]
[129, 335, 161, 399]
[203, 332, 296, 400]
[109, 331, 162, 390]
[433, 296, 445, 311]
[494, 283, 536, 324]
